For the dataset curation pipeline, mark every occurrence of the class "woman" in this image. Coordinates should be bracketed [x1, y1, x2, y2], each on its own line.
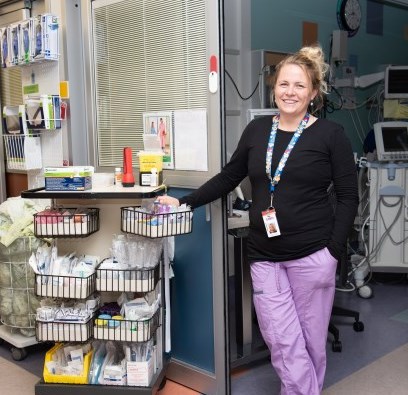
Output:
[157, 45, 358, 394]
[158, 117, 166, 150]
[150, 121, 157, 135]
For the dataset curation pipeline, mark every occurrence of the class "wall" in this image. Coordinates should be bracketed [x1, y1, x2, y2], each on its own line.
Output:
[5, 172, 27, 197]
[251, 0, 408, 68]
[225, 0, 408, 155]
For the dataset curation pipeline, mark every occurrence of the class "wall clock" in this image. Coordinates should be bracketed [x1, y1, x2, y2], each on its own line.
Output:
[337, 0, 362, 37]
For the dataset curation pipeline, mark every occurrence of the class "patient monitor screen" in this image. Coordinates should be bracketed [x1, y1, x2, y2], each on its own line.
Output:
[387, 68, 408, 97]
[382, 126, 408, 152]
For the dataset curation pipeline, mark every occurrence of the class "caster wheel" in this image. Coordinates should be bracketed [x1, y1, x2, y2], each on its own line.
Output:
[11, 347, 28, 361]
[332, 340, 342, 352]
[357, 285, 373, 299]
[353, 321, 364, 332]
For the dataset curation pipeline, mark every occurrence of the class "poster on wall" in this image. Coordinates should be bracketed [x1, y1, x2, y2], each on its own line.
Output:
[142, 111, 174, 169]
[173, 109, 208, 171]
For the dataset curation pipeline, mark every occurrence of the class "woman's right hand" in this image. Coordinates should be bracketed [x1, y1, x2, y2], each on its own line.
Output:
[156, 195, 180, 207]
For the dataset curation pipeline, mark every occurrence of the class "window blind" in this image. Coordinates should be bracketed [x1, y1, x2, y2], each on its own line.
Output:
[92, 0, 208, 167]
[0, 67, 22, 107]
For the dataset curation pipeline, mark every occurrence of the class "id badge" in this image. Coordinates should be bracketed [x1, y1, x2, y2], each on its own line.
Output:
[262, 208, 281, 238]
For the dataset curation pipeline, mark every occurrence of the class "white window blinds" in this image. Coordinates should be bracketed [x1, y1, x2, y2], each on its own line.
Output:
[92, 0, 208, 167]
[0, 67, 22, 107]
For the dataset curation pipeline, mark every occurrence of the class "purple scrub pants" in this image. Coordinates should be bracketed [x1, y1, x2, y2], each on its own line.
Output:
[250, 247, 337, 395]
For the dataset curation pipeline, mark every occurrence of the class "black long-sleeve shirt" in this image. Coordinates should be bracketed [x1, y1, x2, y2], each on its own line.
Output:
[179, 116, 359, 262]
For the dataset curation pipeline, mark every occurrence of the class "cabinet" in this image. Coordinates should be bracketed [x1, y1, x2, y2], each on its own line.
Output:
[21, 185, 185, 395]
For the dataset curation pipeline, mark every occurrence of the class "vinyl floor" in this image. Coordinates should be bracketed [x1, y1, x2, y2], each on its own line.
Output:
[1, 273, 407, 395]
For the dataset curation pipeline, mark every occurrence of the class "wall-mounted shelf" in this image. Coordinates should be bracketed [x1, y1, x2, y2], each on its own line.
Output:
[3, 135, 43, 171]
[21, 185, 166, 200]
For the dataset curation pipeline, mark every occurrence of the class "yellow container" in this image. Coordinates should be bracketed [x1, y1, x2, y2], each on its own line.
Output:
[138, 151, 163, 173]
[43, 343, 93, 384]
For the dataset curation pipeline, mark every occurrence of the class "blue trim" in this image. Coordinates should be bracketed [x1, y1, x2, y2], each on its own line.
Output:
[169, 188, 215, 372]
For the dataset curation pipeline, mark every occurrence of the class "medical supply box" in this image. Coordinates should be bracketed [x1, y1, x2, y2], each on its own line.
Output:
[138, 151, 163, 186]
[44, 166, 94, 191]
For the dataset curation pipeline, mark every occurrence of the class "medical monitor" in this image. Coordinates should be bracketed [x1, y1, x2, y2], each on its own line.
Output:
[373, 121, 408, 162]
[247, 108, 279, 124]
[384, 65, 408, 99]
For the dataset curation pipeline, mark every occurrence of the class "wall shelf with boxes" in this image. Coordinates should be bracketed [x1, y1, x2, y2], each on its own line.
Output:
[2, 134, 43, 171]
[21, 186, 193, 395]
[2, 93, 64, 171]
[0, 14, 59, 68]
[1, 12, 67, 173]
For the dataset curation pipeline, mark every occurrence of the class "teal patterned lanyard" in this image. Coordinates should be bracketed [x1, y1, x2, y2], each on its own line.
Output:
[266, 112, 310, 206]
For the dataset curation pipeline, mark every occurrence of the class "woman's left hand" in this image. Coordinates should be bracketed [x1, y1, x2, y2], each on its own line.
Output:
[155, 195, 180, 207]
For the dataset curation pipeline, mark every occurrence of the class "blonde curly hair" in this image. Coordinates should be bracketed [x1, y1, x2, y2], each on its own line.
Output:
[270, 44, 330, 113]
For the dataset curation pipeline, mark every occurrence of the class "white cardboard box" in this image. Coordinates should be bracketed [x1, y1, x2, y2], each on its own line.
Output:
[126, 354, 155, 387]
[19, 19, 31, 64]
[7, 23, 19, 66]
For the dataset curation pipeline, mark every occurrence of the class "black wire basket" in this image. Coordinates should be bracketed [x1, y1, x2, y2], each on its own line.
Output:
[96, 262, 160, 293]
[121, 206, 193, 238]
[35, 272, 96, 299]
[36, 316, 94, 342]
[33, 208, 100, 238]
[93, 308, 160, 342]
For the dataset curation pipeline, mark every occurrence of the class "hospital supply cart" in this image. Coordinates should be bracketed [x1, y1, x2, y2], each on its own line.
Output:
[21, 185, 191, 395]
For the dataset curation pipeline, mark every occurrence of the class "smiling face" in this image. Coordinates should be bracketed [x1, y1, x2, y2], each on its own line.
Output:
[274, 63, 317, 120]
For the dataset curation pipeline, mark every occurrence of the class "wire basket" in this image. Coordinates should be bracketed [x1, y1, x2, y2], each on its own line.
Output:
[34, 208, 100, 238]
[0, 237, 43, 337]
[121, 206, 193, 238]
[36, 316, 94, 342]
[3, 135, 43, 171]
[96, 262, 160, 293]
[35, 272, 96, 299]
[93, 309, 160, 343]
[0, 310, 37, 336]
